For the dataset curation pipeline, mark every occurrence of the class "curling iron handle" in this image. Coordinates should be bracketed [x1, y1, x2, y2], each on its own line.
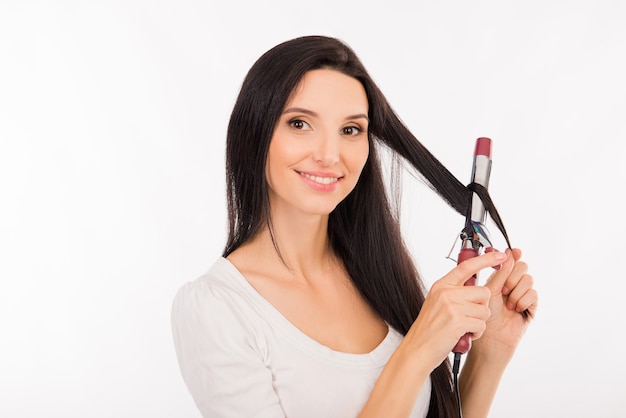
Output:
[452, 247, 479, 354]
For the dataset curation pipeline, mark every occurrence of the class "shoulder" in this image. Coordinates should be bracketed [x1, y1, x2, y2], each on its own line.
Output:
[173, 257, 242, 305]
[171, 257, 264, 341]
[170, 258, 285, 416]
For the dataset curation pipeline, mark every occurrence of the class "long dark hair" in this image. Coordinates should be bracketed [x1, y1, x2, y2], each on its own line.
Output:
[224, 35, 474, 418]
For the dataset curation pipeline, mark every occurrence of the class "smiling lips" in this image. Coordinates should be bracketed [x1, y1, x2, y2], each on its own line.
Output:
[297, 171, 342, 190]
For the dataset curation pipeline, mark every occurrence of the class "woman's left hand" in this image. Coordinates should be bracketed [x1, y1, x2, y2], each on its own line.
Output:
[477, 248, 538, 354]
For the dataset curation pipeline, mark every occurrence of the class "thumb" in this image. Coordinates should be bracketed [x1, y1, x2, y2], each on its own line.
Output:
[446, 250, 509, 287]
[485, 248, 516, 292]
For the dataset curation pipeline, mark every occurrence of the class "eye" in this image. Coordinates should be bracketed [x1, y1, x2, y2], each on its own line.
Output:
[289, 119, 311, 130]
[341, 126, 363, 136]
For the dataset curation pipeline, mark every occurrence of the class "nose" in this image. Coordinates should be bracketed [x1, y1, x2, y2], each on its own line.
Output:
[313, 131, 340, 166]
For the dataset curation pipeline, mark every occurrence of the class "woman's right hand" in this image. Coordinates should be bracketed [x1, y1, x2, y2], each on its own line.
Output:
[402, 251, 509, 372]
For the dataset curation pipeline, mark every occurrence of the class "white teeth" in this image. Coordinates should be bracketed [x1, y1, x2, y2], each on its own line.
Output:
[300, 172, 338, 185]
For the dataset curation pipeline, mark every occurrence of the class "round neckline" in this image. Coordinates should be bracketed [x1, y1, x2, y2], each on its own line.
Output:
[213, 257, 401, 368]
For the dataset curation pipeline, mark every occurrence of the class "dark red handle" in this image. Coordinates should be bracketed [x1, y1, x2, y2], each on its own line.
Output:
[452, 247, 479, 354]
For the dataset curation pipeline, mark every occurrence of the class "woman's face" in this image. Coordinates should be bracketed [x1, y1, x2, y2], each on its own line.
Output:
[266, 69, 370, 218]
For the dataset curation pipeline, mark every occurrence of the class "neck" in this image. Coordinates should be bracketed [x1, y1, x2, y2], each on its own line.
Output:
[255, 210, 334, 280]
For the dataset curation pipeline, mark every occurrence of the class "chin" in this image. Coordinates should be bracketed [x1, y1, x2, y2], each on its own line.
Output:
[299, 197, 346, 216]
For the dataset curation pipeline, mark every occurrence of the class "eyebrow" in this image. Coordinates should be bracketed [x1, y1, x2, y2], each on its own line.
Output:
[283, 107, 369, 122]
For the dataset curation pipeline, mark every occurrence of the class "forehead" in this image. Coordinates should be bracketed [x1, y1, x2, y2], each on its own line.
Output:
[286, 69, 368, 111]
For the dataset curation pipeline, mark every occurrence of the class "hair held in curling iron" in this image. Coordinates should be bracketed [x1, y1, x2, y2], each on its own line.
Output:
[224, 35, 510, 418]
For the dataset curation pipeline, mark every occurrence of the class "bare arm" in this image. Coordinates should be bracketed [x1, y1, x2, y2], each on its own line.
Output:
[359, 251, 510, 417]
[359, 344, 433, 417]
[458, 340, 514, 417]
[459, 248, 538, 418]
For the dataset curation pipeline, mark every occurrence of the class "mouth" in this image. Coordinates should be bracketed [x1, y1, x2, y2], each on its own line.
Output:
[296, 171, 342, 185]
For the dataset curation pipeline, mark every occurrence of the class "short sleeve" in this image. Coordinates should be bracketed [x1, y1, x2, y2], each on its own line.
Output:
[171, 279, 285, 418]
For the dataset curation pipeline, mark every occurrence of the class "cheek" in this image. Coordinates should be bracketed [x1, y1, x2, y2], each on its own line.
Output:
[347, 142, 370, 174]
[265, 135, 304, 190]
[266, 136, 288, 175]
[268, 133, 306, 166]
[265, 141, 280, 189]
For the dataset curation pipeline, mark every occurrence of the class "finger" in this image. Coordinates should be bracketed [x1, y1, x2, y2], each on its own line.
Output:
[502, 261, 529, 296]
[512, 288, 538, 315]
[519, 290, 539, 319]
[461, 301, 491, 321]
[453, 285, 492, 305]
[466, 318, 488, 341]
[484, 248, 516, 293]
[452, 317, 489, 343]
[445, 251, 508, 286]
[505, 273, 534, 311]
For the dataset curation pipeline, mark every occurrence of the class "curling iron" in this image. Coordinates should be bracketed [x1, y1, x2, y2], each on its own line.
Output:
[450, 137, 514, 417]
[450, 137, 496, 417]
[452, 136, 495, 355]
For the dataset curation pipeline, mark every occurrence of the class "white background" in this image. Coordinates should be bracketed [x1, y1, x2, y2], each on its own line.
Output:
[1, 1, 624, 417]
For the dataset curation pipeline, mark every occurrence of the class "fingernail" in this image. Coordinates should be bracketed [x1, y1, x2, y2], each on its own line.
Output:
[507, 302, 514, 310]
[494, 252, 507, 261]
[502, 286, 509, 295]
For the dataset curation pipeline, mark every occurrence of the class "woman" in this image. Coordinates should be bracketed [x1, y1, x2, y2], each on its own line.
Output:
[171, 35, 537, 418]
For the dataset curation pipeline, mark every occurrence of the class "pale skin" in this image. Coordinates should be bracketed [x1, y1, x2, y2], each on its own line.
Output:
[227, 69, 538, 418]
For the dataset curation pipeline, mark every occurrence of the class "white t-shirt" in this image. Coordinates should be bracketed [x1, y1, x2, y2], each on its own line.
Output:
[171, 257, 431, 417]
